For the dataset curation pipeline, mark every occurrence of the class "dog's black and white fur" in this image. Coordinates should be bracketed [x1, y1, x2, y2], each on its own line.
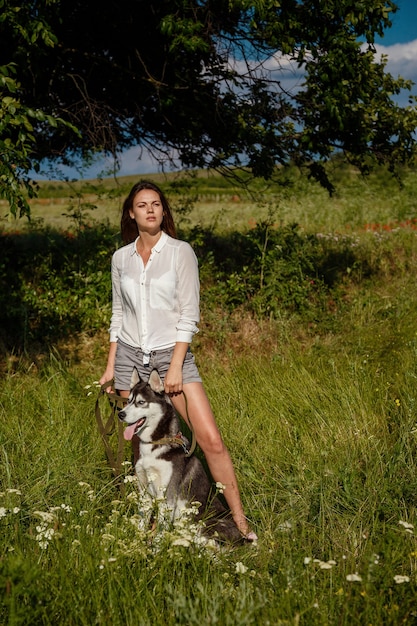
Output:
[118, 368, 244, 544]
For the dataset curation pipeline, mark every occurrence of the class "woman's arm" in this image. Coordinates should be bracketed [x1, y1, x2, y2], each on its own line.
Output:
[164, 243, 200, 395]
[99, 341, 118, 391]
[175, 242, 200, 343]
[164, 341, 190, 395]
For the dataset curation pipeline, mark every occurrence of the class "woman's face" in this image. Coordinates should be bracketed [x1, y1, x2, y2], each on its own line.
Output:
[129, 188, 164, 234]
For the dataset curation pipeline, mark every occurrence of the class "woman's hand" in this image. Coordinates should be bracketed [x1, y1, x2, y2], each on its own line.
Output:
[99, 367, 115, 393]
[164, 362, 183, 395]
[99, 342, 117, 393]
[164, 342, 189, 395]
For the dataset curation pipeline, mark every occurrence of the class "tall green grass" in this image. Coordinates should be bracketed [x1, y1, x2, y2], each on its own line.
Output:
[2, 165, 417, 624]
[2, 163, 417, 233]
[2, 308, 417, 624]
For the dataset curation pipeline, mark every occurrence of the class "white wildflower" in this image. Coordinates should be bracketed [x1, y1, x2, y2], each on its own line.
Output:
[215, 482, 226, 494]
[394, 575, 410, 584]
[35, 522, 55, 549]
[33, 511, 55, 523]
[0, 507, 7, 518]
[85, 381, 101, 391]
[6, 489, 22, 495]
[172, 538, 191, 548]
[303, 557, 312, 565]
[399, 520, 414, 531]
[346, 573, 362, 582]
[235, 562, 248, 574]
[12, 507, 20, 514]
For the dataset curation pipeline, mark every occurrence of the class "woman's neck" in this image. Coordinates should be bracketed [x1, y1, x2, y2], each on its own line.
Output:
[138, 229, 162, 251]
[136, 230, 162, 265]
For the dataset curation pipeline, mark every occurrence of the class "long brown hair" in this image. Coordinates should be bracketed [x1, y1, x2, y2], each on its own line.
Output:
[120, 180, 177, 244]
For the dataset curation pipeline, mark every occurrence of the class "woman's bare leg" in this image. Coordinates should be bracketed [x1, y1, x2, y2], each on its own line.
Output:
[171, 382, 255, 538]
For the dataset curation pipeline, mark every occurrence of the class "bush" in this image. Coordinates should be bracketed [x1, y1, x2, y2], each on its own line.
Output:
[0, 223, 118, 351]
[2, 219, 417, 354]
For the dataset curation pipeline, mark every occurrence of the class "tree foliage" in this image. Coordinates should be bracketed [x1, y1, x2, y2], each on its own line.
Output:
[1, 0, 417, 214]
[0, 1, 77, 216]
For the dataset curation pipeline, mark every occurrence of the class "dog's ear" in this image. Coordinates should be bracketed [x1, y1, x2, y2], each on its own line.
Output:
[130, 367, 141, 388]
[148, 369, 164, 394]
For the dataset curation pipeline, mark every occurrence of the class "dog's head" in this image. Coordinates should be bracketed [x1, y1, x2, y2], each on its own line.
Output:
[118, 368, 167, 441]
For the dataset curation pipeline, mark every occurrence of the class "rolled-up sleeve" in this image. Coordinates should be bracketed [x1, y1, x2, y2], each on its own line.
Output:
[175, 242, 200, 343]
[109, 253, 123, 343]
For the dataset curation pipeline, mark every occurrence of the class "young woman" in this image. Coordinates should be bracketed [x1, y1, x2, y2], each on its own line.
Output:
[99, 180, 257, 541]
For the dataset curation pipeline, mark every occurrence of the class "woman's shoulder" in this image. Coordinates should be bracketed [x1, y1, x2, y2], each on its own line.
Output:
[112, 240, 137, 262]
[165, 235, 194, 252]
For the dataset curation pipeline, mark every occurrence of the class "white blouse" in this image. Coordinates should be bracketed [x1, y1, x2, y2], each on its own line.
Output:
[109, 232, 200, 352]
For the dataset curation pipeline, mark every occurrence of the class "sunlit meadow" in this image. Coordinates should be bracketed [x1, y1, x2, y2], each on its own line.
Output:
[2, 166, 417, 624]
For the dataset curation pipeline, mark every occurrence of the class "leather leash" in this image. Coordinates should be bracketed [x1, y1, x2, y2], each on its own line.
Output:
[95, 379, 196, 479]
[95, 380, 127, 481]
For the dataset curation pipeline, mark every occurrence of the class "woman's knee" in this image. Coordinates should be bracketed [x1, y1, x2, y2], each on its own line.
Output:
[197, 430, 226, 456]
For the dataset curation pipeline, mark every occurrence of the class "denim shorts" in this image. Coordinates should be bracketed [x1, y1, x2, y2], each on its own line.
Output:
[114, 340, 202, 391]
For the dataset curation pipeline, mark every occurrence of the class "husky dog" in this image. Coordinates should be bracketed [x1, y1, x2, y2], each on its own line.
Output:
[118, 368, 244, 544]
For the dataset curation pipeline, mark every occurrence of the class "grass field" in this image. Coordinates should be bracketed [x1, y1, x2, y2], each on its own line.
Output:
[1, 165, 417, 624]
[1, 163, 417, 233]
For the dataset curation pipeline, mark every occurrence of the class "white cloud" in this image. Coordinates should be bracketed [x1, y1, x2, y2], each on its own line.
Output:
[375, 39, 417, 92]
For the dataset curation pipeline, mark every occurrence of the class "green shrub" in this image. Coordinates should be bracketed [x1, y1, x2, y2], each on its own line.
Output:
[2, 217, 417, 353]
[0, 223, 118, 350]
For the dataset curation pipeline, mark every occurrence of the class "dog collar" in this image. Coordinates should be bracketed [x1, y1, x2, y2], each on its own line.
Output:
[146, 432, 191, 455]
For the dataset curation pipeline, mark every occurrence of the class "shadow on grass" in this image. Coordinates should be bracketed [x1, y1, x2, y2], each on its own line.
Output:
[1, 223, 378, 356]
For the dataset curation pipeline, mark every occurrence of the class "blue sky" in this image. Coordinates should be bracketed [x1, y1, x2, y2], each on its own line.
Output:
[375, 0, 417, 45]
[36, 2, 417, 180]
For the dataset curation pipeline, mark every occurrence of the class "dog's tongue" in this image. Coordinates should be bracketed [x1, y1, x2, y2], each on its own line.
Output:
[123, 423, 138, 441]
[123, 418, 145, 441]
